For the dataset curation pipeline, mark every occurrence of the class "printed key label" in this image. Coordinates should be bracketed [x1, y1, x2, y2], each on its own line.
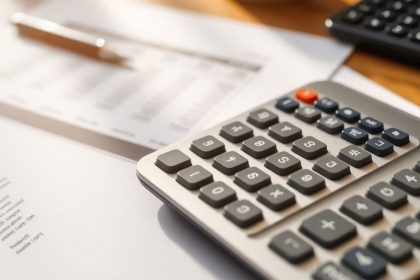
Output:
[406, 221, 420, 234]
[237, 205, 250, 214]
[380, 187, 394, 197]
[301, 174, 313, 182]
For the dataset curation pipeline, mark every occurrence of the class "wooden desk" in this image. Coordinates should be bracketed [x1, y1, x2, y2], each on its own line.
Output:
[145, 0, 420, 106]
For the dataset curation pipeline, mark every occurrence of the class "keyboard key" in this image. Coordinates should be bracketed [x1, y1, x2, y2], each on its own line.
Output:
[213, 151, 249, 175]
[190, 135, 225, 159]
[155, 149, 192, 173]
[295, 106, 321, 123]
[357, 3, 375, 14]
[224, 200, 263, 228]
[336, 107, 360, 123]
[364, 17, 385, 30]
[257, 184, 295, 211]
[176, 165, 213, 190]
[411, 30, 420, 43]
[220, 121, 253, 143]
[242, 136, 277, 159]
[380, 9, 397, 20]
[414, 161, 420, 173]
[292, 136, 327, 159]
[342, 247, 387, 279]
[393, 217, 420, 247]
[314, 97, 339, 113]
[199, 182, 236, 208]
[391, 169, 420, 195]
[276, 97, 299, 113]
[268, 121, 302, 143]
[391, 1, 408, 12]
[288, 169, 325, 194]
[295, 88, 318, 104]
[313, 155, 350, 180]
[382, 128, 410, 146]
[365, 137, 394, 157]
[317, 116, 344, 134]
[313, 262, 361, 280]
[341, 127, 369, 145]
[340, 195, 383, 225]
[388, 24, 409, 37]
[366, 182, 408, 209]
[368, 231, 413, 264]
[338, 145, 372, 168]
[300, 210, 357, 248]
[269, 231, 314, 264]
[358, 117, 384, 134]
[400, 15, 418, 27]
[342, 9, 364, 24]
[265, 151, 301, 176]
[234, 167, 271, 192]
[247, 109, 278, 128]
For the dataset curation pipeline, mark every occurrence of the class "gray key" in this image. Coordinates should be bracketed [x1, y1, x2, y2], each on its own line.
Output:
[257, 184, 295, 210]
[295, 106, 321, 123]
[342, 247, 386, 279]
[220, 121, 253, 143]
[393, 217, 420, 247]
[155, 149, 191, 173]
[300, 209, 357, 248]
[391, 169, 420, 196]
[313, 155, 350, 180]
[176, 165, 213, 190]
[268, 121, 302, 143]
[317, 116, 344, 135]
[338, 145, 372, 168]
[313, 262, 361, 280]
[224, 200, 263, 228]
[199, 181, 236, 208]
[340, 195, 383, 225]
[269, 230, 314, 264]
[241, 136, 276, 159]
[190, 135, 225, 159]
[234, 167, 271, 192]
[366, 182, 408, 209]
[265, 151, 301, 176]
[247, 109, 278, 128]
[414, 161, 420, 173]
[368, 231, 413, 264]
[213, 151, 249, 175]
[292, 136, 327, 159]
[288, 169, 325, 194]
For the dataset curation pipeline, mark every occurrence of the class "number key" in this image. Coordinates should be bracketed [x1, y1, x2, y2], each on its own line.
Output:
[265, 151, 301, 176]
[242, 136, 277, 159]
[213, 151, 249, 175]
[199, 181, 237, 208]
[176, 165, 213, 190]
[220, 121, 253, 143]
[190, 135, 225, 159]
[234, 167, 271, 192]
[287, 169, 325, 194]
[292, 136, 327, 159]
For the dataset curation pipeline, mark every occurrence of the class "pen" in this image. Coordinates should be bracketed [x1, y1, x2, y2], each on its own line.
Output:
[10, 13, 128, 63]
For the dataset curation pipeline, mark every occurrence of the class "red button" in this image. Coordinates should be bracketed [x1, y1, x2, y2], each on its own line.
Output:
[295, 88, 318, 104]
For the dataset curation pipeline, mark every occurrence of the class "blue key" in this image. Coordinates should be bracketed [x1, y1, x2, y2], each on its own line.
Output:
[314, 97, 339, 113]
[365, 137, 394, 157]
[336, 107, 360, 123]
[358, 117, 384, 134]
[382, 128, 409, 146]
[342, 247, 387, 279]
[276, 97, 299, 113]
[341, 127, 369, 145]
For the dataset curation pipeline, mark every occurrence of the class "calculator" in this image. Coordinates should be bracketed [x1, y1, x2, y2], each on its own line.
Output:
[326, 0, 420, 63]
[136, 81, 420, 279]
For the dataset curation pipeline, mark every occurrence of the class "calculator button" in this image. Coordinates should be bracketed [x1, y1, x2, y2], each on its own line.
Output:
[393, 217, 420, 247]
[414, 161, 420, 173]
[365, 17, 386, 30]
[155, 149, 192, 173]
[314, 97, 339, 113]
[234, 167, 271, 192]
[268, 122, 302, 143]
[213, 151, 249, 175]
[300, 210, 357, 248]
[292, 136, 327, 159]
[340, 195, 383, 225]
[265, 151, 301, 176]
[342, 247, 387, 279]
[366, 182, 408, 209]
[400, 15, 418, 27]
[224, 200, 263, 228]
[380, 9, 397, 20]
[295, 106, 321, 123]
[341, 127, 369, 145]
[288, 169, 325, 194]
[358, 117, 384, 134]
[199, 181, 236, 208]
[269, 230, 314, 264]
[317, 116, 344, 134]
[388, 24, 409, 37]
[295, 88, 318, 104]
[391, 169, 420, 195]
[382, 128, 409, 146]
[247, 109, 278, 129]
[365, 137, 394, 157]
[257, 184, 295, 211]
[190, 135, 225, 159]
[176, 165, 213, 190]
[336, 107, 360, 123]
[391, 1, 408, 12]
[313, 262, 361, 280]
[338, 145, 372, 168]
[410, 30, 420, 43]
[276, 97, 299, 113]
[342, 10, 364, 24]
[368, 231, 413, 264]
[313, 155, 350, 180]
[220, 121, 253, 143]
[412, 6, 420, 17]
[357, 3, 375, 14]
[242, 136, 277, 159]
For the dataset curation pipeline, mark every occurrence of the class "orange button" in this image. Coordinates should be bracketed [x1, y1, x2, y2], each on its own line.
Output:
[295, 88, 318, 104]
